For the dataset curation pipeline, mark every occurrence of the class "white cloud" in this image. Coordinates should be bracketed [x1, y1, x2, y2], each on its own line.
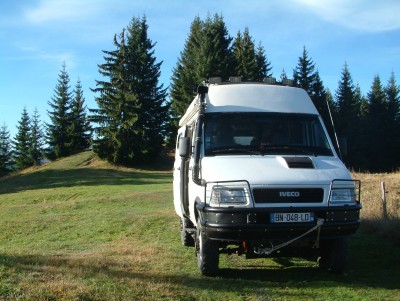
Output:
[293, 0, 400, 32]
[11, 43, 76, 68]
[23, 0, 106, 24]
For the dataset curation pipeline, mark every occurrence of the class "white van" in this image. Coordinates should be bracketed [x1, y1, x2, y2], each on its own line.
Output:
[173, 78, 361, 276]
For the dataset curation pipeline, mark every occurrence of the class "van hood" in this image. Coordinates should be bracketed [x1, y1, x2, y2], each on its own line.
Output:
[200, 155, 351, 185]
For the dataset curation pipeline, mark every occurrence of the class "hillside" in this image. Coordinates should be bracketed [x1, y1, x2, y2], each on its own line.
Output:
[0, 153, 399, 300]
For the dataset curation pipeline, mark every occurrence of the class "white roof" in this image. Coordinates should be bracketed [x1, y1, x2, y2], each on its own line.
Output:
[179, 83, 318, 126]
[206, 84, 318, 114]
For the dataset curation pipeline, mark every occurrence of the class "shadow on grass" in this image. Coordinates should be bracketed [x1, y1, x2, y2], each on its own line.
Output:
[1, 233, 399, 296]
[0, 168, 171, 195]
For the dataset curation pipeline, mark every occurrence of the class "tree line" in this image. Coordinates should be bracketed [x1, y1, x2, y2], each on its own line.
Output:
[1, 14, 399, 176]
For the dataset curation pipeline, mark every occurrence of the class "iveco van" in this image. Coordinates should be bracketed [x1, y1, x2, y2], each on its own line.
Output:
[173, 78, 361, 276]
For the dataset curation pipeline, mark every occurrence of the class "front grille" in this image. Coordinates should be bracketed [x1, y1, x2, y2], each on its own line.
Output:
[253, 188, 324, 203]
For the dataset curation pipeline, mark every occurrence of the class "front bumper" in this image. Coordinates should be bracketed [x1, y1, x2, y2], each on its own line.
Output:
[196, 203, 361, 242]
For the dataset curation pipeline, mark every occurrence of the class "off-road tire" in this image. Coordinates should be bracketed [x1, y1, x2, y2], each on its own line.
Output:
[318, 237, 349, 274]
[196, 220, 219, 276]
[180, 217, 195, 247]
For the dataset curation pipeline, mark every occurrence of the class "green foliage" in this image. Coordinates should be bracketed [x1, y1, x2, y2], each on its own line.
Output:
[364, 75, 397, 171]
[232, 28, 272, 82]
[90, 16, 169, 165]
[333, 63, 362, 167]
[232, 28, 257, 80]
[67, 79, 92, 154]
[13, 107, 33, 170]
[292, 47, 335, 144]
[0, 123, 12, 176]
[29, 108, 44, 166]
[46, 63, 92, 160]
[169, 14, 233, 131]
[169, 15, 271, 144]
[293, 46, 316, 94]
[46, 62, 73, 159]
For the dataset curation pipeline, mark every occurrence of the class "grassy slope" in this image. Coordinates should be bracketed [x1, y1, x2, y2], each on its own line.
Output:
[0, 152, 399, 300]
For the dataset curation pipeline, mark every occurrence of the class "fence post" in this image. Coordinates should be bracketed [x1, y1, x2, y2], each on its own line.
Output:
[381, 181, 388, 220]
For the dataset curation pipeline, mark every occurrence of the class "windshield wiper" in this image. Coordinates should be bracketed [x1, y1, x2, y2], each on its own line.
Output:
[206, 147, 261, 156]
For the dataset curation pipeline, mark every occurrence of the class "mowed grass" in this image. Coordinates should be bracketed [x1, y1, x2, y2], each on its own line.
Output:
[0, 151, 399, 300]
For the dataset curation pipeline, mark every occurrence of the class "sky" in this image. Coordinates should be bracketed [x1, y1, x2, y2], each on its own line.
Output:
[1, 0, 400, 139]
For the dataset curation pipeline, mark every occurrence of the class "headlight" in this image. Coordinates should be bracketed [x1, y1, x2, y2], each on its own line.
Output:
[329, 188, 356, 203]
[209, 184, 251, 207]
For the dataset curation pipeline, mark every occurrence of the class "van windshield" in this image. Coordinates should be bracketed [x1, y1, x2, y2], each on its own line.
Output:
[204, 112, 333, 156]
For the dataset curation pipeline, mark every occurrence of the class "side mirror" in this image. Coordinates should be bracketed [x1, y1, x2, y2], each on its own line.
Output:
[179, 137, 190, 158]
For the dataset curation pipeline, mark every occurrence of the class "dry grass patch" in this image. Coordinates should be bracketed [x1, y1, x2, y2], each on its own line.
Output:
[353, 171, 400, 239]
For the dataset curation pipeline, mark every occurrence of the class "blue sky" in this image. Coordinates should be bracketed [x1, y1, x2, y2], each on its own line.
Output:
[1, 0, 400, 138]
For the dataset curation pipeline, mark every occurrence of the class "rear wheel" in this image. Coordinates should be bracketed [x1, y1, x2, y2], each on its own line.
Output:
[318, 238, 349, 274]
[196, 220, 219, 276]
[180, 217, 194, 247]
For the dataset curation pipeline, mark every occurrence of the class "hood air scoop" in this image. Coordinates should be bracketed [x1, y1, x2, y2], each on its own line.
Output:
[283, 156, 314, 169]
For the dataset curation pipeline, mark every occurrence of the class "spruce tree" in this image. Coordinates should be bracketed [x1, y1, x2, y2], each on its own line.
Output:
[334, 63, 360, 167]
[170, 14, 232, 134]
[68, 79, 91, 154]
[232, 29, 270, 81]
[385, 72, 400, 168]
[169, 16, 203, 134]
[311, 71, 329, 122]
[199, 14, 233, 81]
[0, 123, 12, 176]
[280, 68, 288, 81]
[13, 107, 32, 170]
[365, 75, 388, 171]
[125, 16, 169, 160]
[29, 108, 44, 166]
[293, 46, 316, 94]
[46, 62, 72, 159]
[91, 16, 168, 165]
[255, 42, 272, 79]
[232, 28, 257, 80]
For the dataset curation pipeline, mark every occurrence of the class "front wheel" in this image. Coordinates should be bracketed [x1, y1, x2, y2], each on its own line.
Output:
[196, 220, 219, 276]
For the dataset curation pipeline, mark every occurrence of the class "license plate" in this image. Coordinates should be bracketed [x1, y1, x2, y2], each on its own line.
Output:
[270, 212, 314, 223]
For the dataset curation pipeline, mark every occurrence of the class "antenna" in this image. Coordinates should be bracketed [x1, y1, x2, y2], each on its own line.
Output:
[325, 98, 342, 159]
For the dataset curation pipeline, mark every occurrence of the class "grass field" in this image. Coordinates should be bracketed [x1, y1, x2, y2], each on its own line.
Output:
[0, 151, 399, 300]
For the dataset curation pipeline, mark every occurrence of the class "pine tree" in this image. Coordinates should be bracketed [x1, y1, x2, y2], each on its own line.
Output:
[91, 29, 141, 164]
[90, 16, 168, 165]
[68, 79, 91, 154]
[169, 16, 203, 134]
[198, 14, 233, 81]
[169, 14, 232, 135]
[0, 123, 13, 176]
[385, 72, 400, 169]
[255, 42, 272, 79]
[311, 71, 329, 123]
[280, 68, 288, 81]
[334, 63, 361, 168]
[29, 108, 44, 166]
[125, 16, 169, 160]
[365, 75, 388, 171]
[232, 29, 271, 81]
[335, 64, 359, 124]
[13, 107, 33, 170]
[293, 46, 316, 94]
[232, 28, 257, 80]
[46, 62, 72, 159]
